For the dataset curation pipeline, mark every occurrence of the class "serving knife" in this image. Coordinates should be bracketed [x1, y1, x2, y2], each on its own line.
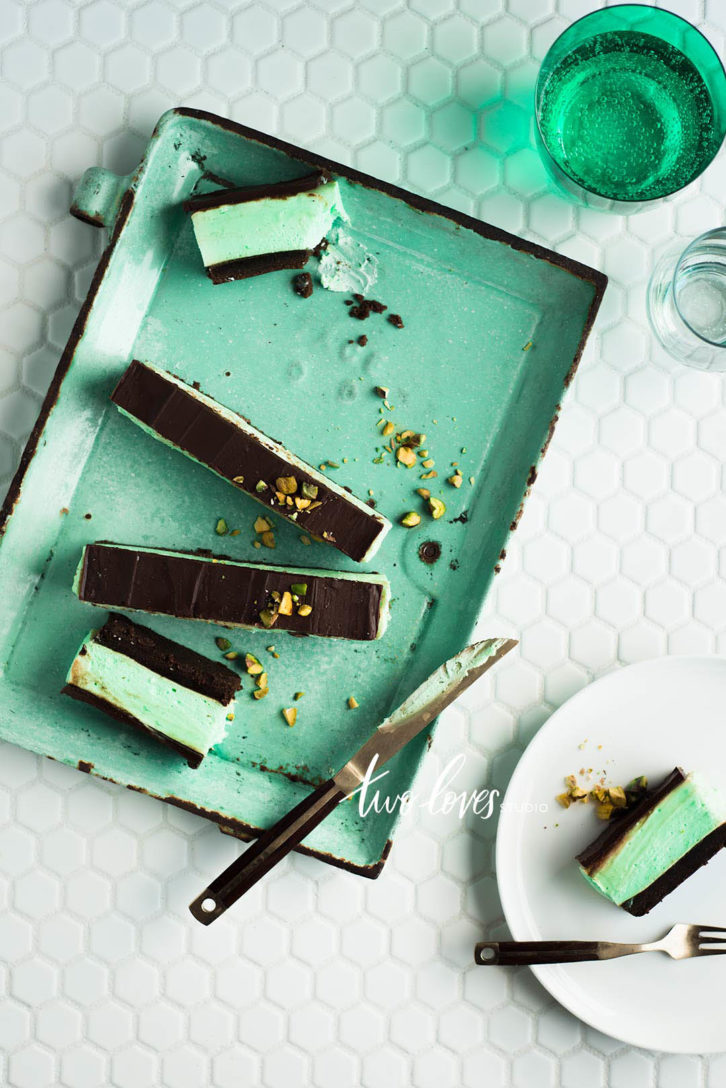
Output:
[189, 636, 517, 924]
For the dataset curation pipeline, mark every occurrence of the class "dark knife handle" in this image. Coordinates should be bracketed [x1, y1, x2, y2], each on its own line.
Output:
[189, 778, 346, 924]
[475, 940, 605, 965]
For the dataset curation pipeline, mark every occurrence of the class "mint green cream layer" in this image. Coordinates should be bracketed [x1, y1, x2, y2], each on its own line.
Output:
[68, 636, 232, 757]
[190, 180, 348, 267]
[581, 773, 726, 905]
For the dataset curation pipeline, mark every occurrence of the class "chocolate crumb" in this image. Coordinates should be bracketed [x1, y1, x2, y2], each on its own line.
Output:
[312, 238, 328, 258]
[366, 498, 377, 508]
[84, 513, 92, 520]
[192, 381, 200, 390]
[349, 295, 388, 320]
[388, 313, 404, 329]
[418, 540, 441, 565]
[449, 559, 459, 571]
[451, 510, 469, 524]
[293, 272, 313, 298]
[357, 335, 368, 347]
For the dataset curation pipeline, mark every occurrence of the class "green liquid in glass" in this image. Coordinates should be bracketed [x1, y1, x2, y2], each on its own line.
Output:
[538, 30, 720, 201]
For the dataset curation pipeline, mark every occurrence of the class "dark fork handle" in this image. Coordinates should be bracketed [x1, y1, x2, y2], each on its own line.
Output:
[475, 940, 608, 965]
[189, 778, 345, 924]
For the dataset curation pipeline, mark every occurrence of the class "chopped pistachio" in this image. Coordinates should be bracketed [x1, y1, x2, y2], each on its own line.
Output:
[232, 475, 245, 485]
[372, 455, 385, 464]
[257, 672, 268, 689]
[300, 535, 312, 546]
[226, 712, 235, 721]
[297, 603, 313, 617]
[261, 531, 276, 549]
[397, 446, 417, 468]
[278, 591, 294, 616]
[428, 497, 446, 520]
[348, 696, 359, 709]
[418, 449, 429, 458]
[523, 339, 533, 351]
[555, 792, 572, 809]
[420, 469, 438, 480]
[416, 488, 431, 500]
[382, 421, 395, 438]
[215, 637, 231, 652]
[259, 609, 277, 628]
[254, 515, 272, 534]
[301, 482, 318, 500]
[276, 475, 297, 495]
[319, 463, 326, 471]
[245, 653, 263, 675]
[275, 491, 286, 504]
[215, 518, 228, 535]
[448, 472, 463, 488]
[401, 511, 421, 527]
[253, 688, 269, 700]
[410, 433, 425, 447]
[596, 802, 614, 821]
[224, 651, 238, 661]
[421, 458, 435, 469]
[374, 385, 389, 398]
[469, 476, 475, 486]
[294, 691, 304, 701]
[282, 707, 297, 727]
[230, 529, 241, 536]
[399, 429, 414, 442]
[253, 540, 261, 549]
[255, 480, 268, 493]
[327, 461, 340, 469]
[608, 785, 627, 807]
[290, 582, 308, 596]
[295, 497, 311, 510]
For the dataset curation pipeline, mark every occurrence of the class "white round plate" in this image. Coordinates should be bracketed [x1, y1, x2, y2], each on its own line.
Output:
[496, 656, 726, 1053]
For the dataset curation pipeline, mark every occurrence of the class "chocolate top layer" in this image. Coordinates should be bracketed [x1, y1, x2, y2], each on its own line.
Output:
[111, 360, 386, 563]
[78, 543, 385, 642]
[93, 612, 241, 705]
[577, 767, 687, 874]
[183, 172, 331, 214]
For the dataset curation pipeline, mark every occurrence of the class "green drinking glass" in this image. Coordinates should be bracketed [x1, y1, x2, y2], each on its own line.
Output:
[535, 5, 726, 212]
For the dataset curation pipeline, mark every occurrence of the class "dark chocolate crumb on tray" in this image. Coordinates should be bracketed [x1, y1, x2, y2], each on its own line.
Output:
[293, 272, 313, 298]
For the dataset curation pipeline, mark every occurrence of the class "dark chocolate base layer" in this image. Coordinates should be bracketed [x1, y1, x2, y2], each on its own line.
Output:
[623, 824, 726, 916]
[77, 543, 385, 641]
[207, 249, 311, 283]
[96, 612, 241, 705]
[62, 684, 205, 769]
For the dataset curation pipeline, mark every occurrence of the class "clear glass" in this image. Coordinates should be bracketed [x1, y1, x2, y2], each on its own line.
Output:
[647, 229, 726, 371]
[535, 5, 726, 213]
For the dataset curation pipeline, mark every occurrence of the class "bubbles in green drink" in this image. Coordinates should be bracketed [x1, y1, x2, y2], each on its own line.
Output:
[538, 30, 720, 201]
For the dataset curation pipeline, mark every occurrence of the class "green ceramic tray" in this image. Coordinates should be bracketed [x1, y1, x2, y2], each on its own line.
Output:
[0, 109, 606, 876]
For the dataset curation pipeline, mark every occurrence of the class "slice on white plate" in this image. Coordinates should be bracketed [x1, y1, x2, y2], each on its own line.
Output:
[496, 656, 726, 1053]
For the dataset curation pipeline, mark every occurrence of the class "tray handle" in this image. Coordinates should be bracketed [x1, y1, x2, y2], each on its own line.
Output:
[70, 166, 132, 230]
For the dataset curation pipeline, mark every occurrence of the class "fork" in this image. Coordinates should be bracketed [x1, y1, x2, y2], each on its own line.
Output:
[475, 923, 726, 965]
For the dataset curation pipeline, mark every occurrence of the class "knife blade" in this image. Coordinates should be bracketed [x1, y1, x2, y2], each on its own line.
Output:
[189, 636, 516, 924]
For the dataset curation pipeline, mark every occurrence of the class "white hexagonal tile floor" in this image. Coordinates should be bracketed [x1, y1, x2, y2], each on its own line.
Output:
[2, 1, 726, 1085]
